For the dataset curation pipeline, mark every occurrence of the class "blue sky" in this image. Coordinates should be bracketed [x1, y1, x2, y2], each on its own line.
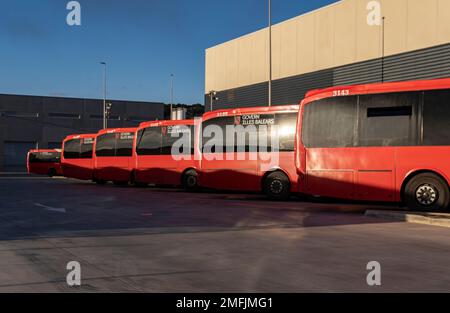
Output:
[0, 0, 338, 105]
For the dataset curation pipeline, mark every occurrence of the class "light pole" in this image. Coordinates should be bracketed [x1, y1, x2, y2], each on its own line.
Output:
[100, 62, 107, 129]
[170, 74, 174, 119]
[268, 0, 272, 107]
[381, 16, 386, 83]
[209, 90, 218, 111]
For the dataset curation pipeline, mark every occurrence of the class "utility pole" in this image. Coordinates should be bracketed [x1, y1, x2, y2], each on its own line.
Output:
[100, 62, 107, 129]
[170, 74, 174, 119]
[268, 0, 272, 106]
[381, 16, 386, 83]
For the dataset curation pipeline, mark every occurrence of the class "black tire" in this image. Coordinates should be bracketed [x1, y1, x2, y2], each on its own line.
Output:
[47, 168, 57, 177]
[94, 179, 107, 185]
[263, 171, 291, 201]
[130, 172, 147, 188]
[182, 169, 198, 191]
[404, 173, 449, 211]
[113, 181, 128, 186]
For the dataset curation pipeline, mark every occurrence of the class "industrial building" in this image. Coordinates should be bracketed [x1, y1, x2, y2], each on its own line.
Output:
[205, 0, 450, 110]
[0, 94, 164, 171]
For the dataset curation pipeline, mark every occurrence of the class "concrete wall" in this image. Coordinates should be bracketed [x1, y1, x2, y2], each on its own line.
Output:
[0, 94, 164, 171]
[205, 0, 450, 94]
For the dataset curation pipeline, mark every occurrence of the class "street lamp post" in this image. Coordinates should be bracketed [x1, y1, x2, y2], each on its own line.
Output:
[209, 91, 218, 111]
[268, 0, 272, 107]
[100, 62, 107, 129]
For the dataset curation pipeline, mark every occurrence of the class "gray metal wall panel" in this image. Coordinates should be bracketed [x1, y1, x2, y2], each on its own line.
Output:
[206, 43, 450, 111]
[0, 95, 165, 171]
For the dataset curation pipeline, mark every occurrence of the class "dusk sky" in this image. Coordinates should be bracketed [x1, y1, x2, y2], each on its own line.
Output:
[0, 0, 338, 105]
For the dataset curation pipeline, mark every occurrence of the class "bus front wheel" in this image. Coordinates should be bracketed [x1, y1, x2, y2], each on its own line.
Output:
[263, 171, 290, 201]
[182, 169, 198, 191]
[404, 173, 450, 211]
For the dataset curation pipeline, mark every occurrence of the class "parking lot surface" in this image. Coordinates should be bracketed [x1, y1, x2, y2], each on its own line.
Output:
[0, 175, 449, 292]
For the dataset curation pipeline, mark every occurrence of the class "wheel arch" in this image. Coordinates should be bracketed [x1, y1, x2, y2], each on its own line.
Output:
[260, 167, 291, 192]
[400, 169, 450, 202]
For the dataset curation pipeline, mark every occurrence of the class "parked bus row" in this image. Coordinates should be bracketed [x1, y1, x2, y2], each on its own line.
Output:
[28, 78, 450, 211]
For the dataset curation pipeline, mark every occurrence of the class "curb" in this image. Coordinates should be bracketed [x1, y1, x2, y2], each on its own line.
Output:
[365, 210, 450, 228]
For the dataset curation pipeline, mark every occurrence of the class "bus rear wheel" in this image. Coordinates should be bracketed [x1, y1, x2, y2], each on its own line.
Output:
[182, 169, 198, 191]
[263, 171, 290, 201]
[404, 173, 450, 211]
[47, 168, 57, 177]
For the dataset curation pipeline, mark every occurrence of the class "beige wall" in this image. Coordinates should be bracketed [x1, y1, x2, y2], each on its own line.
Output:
[205, 0, 450, 93]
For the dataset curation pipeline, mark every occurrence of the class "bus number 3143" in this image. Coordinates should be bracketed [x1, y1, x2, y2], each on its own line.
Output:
[333, 89, 350, 96]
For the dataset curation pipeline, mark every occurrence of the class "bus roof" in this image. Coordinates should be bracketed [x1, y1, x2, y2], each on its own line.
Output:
[302, 77, 450, 105]
[28, 149, 60, 154]
[138, 119, 195, 129]
[63, 133, 97, 142]
[96, 127, 137, 136]
[202, 104, 299, 121]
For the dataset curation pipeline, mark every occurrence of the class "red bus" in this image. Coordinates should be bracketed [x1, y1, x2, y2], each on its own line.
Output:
[199, 105, 299, 200]
[296, 78, 450, 211]
[27, 149, 62, 177]
[93, 127, 137, 185]
[61, 134, 96, 181]
[133, 119, 198, 189]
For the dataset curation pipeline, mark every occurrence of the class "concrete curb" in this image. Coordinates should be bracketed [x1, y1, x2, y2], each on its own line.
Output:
[365, 210, 450, 228]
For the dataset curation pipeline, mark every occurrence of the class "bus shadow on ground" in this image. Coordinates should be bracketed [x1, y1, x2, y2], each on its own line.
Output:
[0, 170, 419, 241]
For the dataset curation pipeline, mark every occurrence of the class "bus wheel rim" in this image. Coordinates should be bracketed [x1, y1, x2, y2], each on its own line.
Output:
[270, 180, 283, 194]
[415, 184, 438, 206]
[187, 176, 196, 186]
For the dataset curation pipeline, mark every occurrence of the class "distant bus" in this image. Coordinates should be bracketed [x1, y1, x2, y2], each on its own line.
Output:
[61, 134, 96, 181]
[27, 149, 62, 177]
[93, 127, 137, 185]
[199, 105, 299, 200]
[296, 78, 450, 211]
[133, 119, 198, 189]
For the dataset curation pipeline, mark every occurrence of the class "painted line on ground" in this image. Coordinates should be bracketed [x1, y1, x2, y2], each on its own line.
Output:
[34, 202, 66, 213]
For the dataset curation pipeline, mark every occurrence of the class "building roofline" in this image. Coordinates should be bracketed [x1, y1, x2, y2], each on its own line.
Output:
[0, 92, 165, 105]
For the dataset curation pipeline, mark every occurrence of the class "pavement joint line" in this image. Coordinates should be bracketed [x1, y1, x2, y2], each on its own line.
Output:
[365, 210, 450, 228]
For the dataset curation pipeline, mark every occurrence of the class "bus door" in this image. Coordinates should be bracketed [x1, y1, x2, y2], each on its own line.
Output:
[201, 115, 258, 191]
[115, 132, 135, 181]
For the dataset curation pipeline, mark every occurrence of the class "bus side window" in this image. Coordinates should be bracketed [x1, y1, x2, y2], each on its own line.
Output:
[96, 134, 116, 157]
[116, 132, 134, 157]
[302, 97, 357, 148]
[423, 89, 450, 146]
[274, 113, 297, 152]
[136, 127, 162, 155]
[64, 139, 81, 159]
[80, 140, 94, 159]
[358, 92, 419, 147]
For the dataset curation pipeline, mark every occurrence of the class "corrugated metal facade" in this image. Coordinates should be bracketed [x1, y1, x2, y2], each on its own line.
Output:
[205, 43, 450, 111]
